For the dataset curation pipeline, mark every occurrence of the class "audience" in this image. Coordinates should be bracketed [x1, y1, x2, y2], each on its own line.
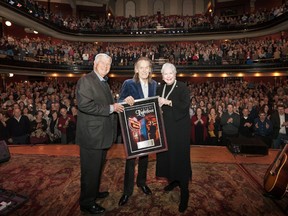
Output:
[270, 103, 288, 148]
[239, 108, 254, 138]
[5, 0, 288, 34]
[6, 107, 30, 144]
[220, 103, 240, 145]
[30, 110, 48, 144]
[1, 34, 288, 66]
[191, 107, 207, 145]
[254, 110, 273, 147]
[0, 78, 287, 149]
[206, 107, 221, 145]
[58, 107, 76, 144]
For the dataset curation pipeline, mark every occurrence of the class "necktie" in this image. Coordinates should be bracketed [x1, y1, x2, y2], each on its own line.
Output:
[101, 80, 114, 103]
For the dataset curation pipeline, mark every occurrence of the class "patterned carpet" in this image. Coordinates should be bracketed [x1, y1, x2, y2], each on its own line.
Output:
[0, 154, 286, 216]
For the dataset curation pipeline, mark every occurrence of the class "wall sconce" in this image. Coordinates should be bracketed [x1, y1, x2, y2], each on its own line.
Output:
[1, 73, 14, 92]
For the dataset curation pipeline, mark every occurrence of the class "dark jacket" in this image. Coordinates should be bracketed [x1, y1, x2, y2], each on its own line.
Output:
[118, 78, 157, 102]
[270, 111, 288, 139]
[76, 71, 117, 149]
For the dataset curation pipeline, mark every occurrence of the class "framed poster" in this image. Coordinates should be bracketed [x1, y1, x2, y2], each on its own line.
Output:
[118, 96, 168, 159]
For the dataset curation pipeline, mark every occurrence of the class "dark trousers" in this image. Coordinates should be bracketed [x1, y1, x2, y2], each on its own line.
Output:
[123, 155, 148, 196]
[79, 147, 107, 207]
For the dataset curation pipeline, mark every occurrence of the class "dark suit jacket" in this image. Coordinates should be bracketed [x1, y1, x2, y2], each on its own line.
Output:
[118, 79, 157, 102]
[270, 111, 288, 138]
[76, 71, 117, 149]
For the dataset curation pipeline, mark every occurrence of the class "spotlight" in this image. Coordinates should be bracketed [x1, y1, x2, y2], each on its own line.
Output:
[8, 73, 14, 77]
[5, 21, 12, 26]
[33, 30, 38, 34]
[9, 0, 15, 5]
[17, 3, 22, 7]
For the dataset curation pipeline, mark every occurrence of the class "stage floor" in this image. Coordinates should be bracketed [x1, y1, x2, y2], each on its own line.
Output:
[8, 144, 280, 165]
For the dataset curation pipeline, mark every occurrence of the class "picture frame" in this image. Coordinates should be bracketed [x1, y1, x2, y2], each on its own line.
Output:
[118, 96, 168, 159]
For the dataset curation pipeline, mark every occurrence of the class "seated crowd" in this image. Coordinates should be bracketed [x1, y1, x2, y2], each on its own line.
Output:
[0, 78, 287, 149]
[5, 0, 288, 33]
[0, 34, 287, 66]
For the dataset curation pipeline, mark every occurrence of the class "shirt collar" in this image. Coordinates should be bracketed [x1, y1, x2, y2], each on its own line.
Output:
[94, 71, 108, 82]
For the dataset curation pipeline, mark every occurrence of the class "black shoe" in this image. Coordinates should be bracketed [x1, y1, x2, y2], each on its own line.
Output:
[178, 189, 189, 213]
[118, 194, 129, 206]
[138, 185, 152, 195]
[164, 181, 179, 192]
[96, 191, 109, 199]
[80, 204, 105, 214]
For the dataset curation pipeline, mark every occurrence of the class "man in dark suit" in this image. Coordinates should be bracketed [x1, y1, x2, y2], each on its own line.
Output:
[270, 103, 288, 149]
[118, 57, 157, 206]
[76, 53, 124, 214]
[6, 107, 30, 144]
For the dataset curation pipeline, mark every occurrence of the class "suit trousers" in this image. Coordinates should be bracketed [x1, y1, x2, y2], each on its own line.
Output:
[79, 147, 107, 207]
[123, 155, 149, 196]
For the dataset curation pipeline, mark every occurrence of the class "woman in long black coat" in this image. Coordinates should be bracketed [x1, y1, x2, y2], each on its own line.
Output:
[156, 63, 192, 213]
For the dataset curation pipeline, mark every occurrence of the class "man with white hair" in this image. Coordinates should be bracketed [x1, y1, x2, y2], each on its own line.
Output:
[76, 53, 124, 214]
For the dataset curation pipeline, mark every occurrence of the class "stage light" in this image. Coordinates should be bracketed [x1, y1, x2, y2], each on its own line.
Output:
[29, 10, 33, 13]
[17, 3, 22, 7]
[8, 73, 14, 77]
[5, 21, 12, 26]
[33, 30, 38, 34]
[9, 0, 15, 5]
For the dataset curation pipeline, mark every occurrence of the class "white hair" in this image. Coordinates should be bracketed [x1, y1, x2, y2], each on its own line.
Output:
[161, 63, 177, 74]
[94, 53, 112, 63]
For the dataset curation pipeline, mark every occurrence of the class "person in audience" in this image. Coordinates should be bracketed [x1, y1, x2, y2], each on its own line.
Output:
[254, 110, 273, 147]
[0, 110, 9, 141]
[118, 57, 157, 206]
[30, 110, 49, 144]
[63, 98, 72, 114]
[247, 101, 258, 121]
[71, 105, 78, 122]
[22, 106, 34, 121]
[156, 63, 191, 213]
[260, 104, 272, 120]
[191, 107, 207, 144]
[189, 97, 197, 118]
[270, 103, 288, 149]
[6, 107, 30, 144]
[76, 53, 124, 214]
[220, 103, 240, 145]
[58, 107, 75, 144]
[239, 108, 254, 138]
[40, 103, 50, 122]
[3, 94, 15, 107]
[47, 110, 61, 143]
[206, 107, 221, 145]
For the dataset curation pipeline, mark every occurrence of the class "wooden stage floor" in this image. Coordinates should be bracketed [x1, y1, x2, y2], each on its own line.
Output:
[8, 144, 280, 165]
